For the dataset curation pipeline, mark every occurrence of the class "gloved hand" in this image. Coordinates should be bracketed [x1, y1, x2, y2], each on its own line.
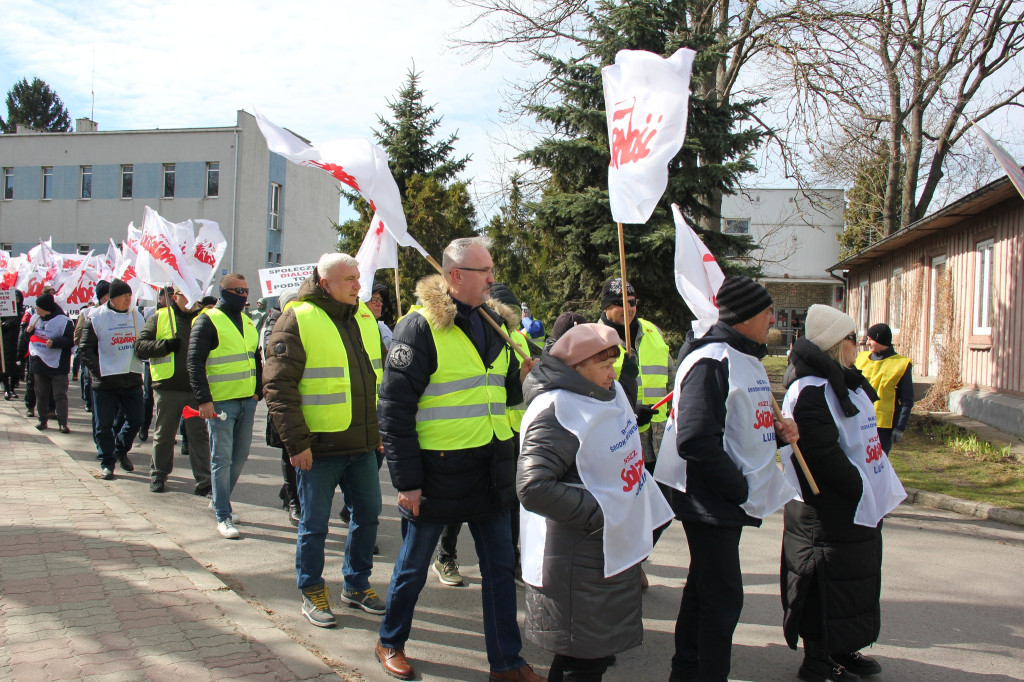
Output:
[636, 405, 659, 428]
[163, 337, 181, 352]
[892, 429, 904, 445]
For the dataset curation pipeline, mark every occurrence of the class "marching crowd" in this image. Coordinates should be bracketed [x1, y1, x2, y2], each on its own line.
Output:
[3, 235, 916, 682]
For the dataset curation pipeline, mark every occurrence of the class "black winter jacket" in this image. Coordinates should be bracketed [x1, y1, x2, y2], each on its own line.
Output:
[134, 304, 202, 392]
[378, 275, 523, 523]
[78, 305, 143, 390]
[780, 337, 883, 654]
[263, 274, 382, 458]
[670, 322, 764, 527]
[187, 302, 263, 405]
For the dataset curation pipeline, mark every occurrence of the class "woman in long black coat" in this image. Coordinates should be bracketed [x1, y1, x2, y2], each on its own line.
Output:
[1, 290, 24, 399]
[779, 305, 906, 682]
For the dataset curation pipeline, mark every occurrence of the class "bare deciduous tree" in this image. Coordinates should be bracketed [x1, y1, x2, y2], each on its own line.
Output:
[760, 0, 1024, 234]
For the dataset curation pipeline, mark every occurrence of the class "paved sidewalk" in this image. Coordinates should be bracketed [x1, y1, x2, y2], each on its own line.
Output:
[0, 402, 339, 682]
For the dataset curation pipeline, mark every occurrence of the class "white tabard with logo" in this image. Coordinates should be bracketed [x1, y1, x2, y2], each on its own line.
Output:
[780, 376, 907, 527]
[89, 306, 145, 378]
[654, 342, 798, 518]
[519, 382, 674, 587]
[29, 313, 71, 369]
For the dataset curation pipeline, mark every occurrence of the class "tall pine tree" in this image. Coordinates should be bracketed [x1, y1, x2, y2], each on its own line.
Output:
[335, 68, 476, 319]
[0, 77, 72, 133]
[512, 0, 761, 342]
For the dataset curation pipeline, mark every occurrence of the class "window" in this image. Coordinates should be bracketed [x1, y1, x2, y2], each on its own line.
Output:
[80, 165, 92, 199]
[974, 239, 994, 335]
[723, 218, 750, 235]
[41, 167, 53, 199]
[121, 164, 133, 198]
[1, 243, 12, 251]
[267, 252, 274, 264]
[858, 281, 869, 336]
[269, 183, 282, 231]
[77, 243, 90, 255]
[2, 168, 12, 200]
[889, 268, 903, 333]
[276, 253, 281, 264]
[162, 163, 175, 198]
[206, 161, 220, 198]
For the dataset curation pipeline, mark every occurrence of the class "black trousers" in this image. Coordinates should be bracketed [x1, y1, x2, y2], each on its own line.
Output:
[549, 654, 614, 682]
[671, 521, 744, 682]
[877, 427, 893, 453]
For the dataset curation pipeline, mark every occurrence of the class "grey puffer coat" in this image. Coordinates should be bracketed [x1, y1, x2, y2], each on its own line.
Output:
[516, 351, 643, 659]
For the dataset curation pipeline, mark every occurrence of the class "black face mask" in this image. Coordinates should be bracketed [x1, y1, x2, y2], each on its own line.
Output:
[219, 289, 247, 311]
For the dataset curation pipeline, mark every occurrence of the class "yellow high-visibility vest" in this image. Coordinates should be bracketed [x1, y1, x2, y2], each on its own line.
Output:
[202, 308, 257, 401]
[614, 318, 671, 430]
[149, 307, 177, 382]
[293, 300, 382, 432]
[855, 351, 912, 429]
[413, 307, 513, 449]
[506, 328, 531, 433]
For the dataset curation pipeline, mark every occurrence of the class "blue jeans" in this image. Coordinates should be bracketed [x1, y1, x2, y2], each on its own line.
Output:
[93, 386, 144, 469]
[379, 510, 525, 673]
[209, 398, 257, 522]
[296, 451, 382, 592]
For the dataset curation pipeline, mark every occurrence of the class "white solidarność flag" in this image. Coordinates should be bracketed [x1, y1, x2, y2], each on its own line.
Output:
[355, 213, 430, 302]
[137, 206, 203, 306]
[974, 123, 1024, 201]
[254, 108, 408, 238]
[672, 203, 725, 338]
[191, 220, 228, 292]
[603, 48, 696, 224]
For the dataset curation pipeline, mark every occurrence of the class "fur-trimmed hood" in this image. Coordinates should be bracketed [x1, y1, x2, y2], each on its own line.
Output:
[414, 274, 514, 331]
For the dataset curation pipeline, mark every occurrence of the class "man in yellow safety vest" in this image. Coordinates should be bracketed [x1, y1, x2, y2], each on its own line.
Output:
[187, 273, 261, 540]
[263, 253, 387, 629]
[374, 237, 543, 682]
[855, 323, 914, 452]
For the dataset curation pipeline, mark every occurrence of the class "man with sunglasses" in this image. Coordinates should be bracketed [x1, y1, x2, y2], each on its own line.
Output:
[188, 273, 261, 540]
[597, 277, 673, 465]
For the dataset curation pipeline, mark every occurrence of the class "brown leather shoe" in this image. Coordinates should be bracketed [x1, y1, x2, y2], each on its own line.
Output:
[375, 641, 414, 680]
[489, 663, 546, 682]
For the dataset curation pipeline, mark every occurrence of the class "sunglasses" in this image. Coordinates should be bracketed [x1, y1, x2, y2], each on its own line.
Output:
[613, 298, 639, 307]
[225, 287, 249, 295]
[844, 332, 857, 343]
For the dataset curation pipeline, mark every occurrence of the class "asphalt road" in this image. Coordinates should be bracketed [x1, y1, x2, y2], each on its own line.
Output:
[46, 396, 1024, 682]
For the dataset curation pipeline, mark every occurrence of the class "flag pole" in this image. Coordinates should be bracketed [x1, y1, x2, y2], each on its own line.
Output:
[423, 254, 530, 362]
[616, 221, 633, 354]
[770, 395, 819, 495]
[393, 267, 402, 314]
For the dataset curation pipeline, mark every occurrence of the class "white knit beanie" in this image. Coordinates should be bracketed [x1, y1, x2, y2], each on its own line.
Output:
[804, 304, 856, 352]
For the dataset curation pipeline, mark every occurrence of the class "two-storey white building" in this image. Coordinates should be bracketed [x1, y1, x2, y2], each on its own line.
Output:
[721, 188, 845, 346]
[0, 110, 339, 286]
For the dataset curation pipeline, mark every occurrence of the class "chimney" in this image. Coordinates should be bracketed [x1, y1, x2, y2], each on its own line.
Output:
[75, 118, 98, 132]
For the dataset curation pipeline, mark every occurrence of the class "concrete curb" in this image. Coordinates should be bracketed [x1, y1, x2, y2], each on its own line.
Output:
[903, 487, 1024, 528]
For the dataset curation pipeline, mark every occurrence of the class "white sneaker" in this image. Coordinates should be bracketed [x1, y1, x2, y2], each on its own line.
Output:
[217, 519, 240, 539]
[209, 500, 239, 523]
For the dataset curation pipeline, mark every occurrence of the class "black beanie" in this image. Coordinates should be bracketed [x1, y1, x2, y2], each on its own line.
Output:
[867, 323, 893, 347]
[489, 283, 520, 309]
[716, 276, 772, 325]
[95, 280, 110, 301]
[35, 293, 58, 313]
[371, 282, 388, 297]
[551, 311, 588, 343]
[108, 279, 132, 299]
[599, 277, 636, 310]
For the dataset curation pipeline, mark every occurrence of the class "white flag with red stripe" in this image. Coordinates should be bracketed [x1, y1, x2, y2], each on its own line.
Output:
[355, 213, 430, 302]
[191, 220, 227, 292]
[603, 49, 696, 224]
[974, 123, 1024, 201]
[254, 108, 408, 239]
[672, 204, 724, 337]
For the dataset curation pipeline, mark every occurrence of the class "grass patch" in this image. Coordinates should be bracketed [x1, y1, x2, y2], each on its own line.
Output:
[762, 356, 1024, 510]
[886, 415, 1024, 510]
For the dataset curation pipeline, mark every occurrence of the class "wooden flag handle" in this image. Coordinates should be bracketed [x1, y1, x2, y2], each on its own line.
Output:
[616, 222, 632, 354]
[770, 395, 819, 495]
